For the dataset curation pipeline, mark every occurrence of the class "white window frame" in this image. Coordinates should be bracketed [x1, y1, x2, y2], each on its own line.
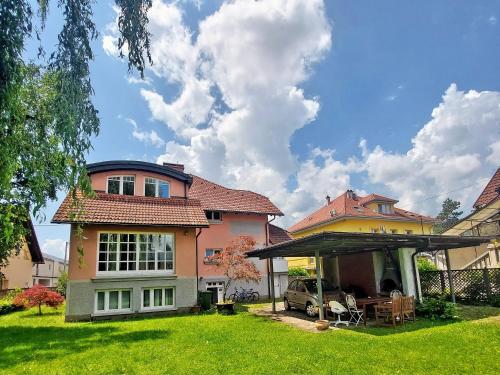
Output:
[204, 248, 222, 264]
[377, 204, 394, 214]
[96, 231, 175, 277]
[94, 289, 132, 315]
[144, 177, 170, 198]
[141, 287, 176, 311]
[106, 175, 136, 195]
[205, 210, 222, 223]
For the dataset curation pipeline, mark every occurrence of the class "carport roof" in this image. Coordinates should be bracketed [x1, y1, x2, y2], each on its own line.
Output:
[247, 231, 493, 259]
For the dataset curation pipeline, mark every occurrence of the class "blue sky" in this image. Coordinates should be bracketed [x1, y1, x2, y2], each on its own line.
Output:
[31, 0, 500, 258]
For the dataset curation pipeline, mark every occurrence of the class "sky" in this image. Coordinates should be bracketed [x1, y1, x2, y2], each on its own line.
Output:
[31, 0, 500, 259]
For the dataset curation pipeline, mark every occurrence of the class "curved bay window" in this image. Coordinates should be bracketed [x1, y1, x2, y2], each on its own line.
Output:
[98, 232, 174, 273]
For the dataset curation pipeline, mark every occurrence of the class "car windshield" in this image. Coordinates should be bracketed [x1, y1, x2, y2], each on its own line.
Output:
[303, 279, 338, 293]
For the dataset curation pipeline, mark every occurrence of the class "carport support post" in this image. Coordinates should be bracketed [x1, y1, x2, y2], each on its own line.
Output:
[444, 249, 456, 304]
[315, 250, 324, 320]
[269, 257, 276, 313]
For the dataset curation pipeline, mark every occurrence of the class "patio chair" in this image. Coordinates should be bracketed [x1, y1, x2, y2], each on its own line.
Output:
[328, 301, 349, 327]
[401, 296, 416, 323]
[345, 295, 364, 326]
[374, 297, 402, 327]
[390, 289, 402, 299]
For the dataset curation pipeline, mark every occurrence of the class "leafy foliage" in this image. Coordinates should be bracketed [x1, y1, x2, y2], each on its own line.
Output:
[416, 295, 456, 320]
[417, 257, 438, 272]
[56, 271, 68, 297]
[433, 198, 463, 233]
[13, 284, 64, 315]
[0, 0, 154, 267]
[288, 266, 308, 277]
[211, 236, 261, 302]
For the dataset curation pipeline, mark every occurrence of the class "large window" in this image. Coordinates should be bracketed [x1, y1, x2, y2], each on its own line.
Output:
[98, 233, 174, 273]
[377, 204, 393, 214]
[95, 289, 131, 313]
[144, 177, 170, 198]
[107, 176, 135, 195]
[142, 287, 175, 310]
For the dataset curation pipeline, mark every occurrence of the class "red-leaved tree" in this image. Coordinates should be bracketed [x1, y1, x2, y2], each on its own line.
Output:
[13, 285, 64, 315]
[211, 236, 261, 302]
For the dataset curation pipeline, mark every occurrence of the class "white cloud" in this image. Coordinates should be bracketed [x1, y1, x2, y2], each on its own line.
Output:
[42, 239, 67, 259]
[126, 76, 153, 86]
[489, 16, 497, 26]
[125, 117, 165, 148]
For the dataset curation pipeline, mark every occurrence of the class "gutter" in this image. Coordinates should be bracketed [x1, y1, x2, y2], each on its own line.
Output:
[195, 228, 203, 301]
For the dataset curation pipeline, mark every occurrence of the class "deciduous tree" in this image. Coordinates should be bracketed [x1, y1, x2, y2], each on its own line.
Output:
[13, 284, 64, 315]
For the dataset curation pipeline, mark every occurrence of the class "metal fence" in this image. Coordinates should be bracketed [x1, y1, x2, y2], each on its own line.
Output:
[420, 268, 500, 304]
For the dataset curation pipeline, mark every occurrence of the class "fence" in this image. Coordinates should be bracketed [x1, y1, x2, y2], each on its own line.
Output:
[419, 268, 500, 304]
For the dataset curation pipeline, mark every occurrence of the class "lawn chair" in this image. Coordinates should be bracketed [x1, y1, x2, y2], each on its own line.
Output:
[390, 289, 402, 299]
[329, 301, 349, 327]
[374, 297, 402, 327]
[401, 296, 416, 323]
[345, 295, 364, 326]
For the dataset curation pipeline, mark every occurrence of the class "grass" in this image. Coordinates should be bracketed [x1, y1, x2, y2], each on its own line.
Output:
[0, 304, 499, 375]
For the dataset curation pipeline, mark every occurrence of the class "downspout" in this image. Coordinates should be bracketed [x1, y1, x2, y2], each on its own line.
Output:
[266, 215, 276, 299]
[411, 250, 421, 302]
[196, 228, 203, 302]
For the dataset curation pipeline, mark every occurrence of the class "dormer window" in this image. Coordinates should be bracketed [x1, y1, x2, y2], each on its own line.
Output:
[206, 211, 222, 222]
[377, 204, 393, 214]
[145, 177, 170, 198]
[107, 176, 135, 195]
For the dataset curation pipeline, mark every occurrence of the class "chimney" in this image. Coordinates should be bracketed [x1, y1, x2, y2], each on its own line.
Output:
[163, 162, 185, 172]
[325, 195, 331, 205]
[346, 189, 353, 199]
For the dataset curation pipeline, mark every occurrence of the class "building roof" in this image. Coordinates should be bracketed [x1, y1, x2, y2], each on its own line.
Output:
[247, 231, 493, 259]
[268, 224, 292, 245]
[25, 220, 44, 264]
[473, 168, 500, 209]
[288, 190, 434, 234]
[52, 192, 209, 227]
[41, 252, 68, 264]
[188, 175, 283, 216]
[86, 160, 193, 185]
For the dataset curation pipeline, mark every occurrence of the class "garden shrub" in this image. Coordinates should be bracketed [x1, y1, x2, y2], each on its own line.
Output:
[288, 267, 308, 277]
[13, 285, 64, 315]
[56, 271, 68, 297]
[0, 288, 24, 316]
[417, 295, 456, 320]
[417, 258, 438, 272]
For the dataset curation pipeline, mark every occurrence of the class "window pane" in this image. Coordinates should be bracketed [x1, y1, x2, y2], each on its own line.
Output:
[145, 182, 156, 197]
[109, 291, 119, 309]
[158, 181, 169, 198]
[99, 233, 108, 242]
[107, 179, 120, 194]
[108, 262, 116, 271]
[119, 262, 127, 271]
[213, 211, 221, 220]
[143, 289, 150, 307]
[120, 234, 128, 242]
[99, 252, 107, 261]
[98, 262, 106, 271]
[123, 180, 134, 195]
[121, 291, 130, 309]
[205, 211, 212, 220]
[97, 292, 105, 311]
[165, 289, 173, 306]
[154, 289, 162, 306]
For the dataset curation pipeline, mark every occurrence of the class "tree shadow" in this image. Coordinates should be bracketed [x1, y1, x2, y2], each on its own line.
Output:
[350, 319, 457, 336]
[0, 326, 171, 369]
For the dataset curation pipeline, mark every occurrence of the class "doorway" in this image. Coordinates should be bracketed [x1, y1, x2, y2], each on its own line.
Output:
[206, 282, 224, 303]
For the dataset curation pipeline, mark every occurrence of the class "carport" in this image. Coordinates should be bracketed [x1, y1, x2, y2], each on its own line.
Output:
[247, 231, 492, 320]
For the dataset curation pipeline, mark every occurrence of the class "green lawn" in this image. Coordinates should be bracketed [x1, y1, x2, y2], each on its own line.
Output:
[0, 304, 499, 375]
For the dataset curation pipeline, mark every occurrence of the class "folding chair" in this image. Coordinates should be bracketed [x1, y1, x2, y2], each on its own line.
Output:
[345, 295, 364, 326]
[401, 296, 416, 323]
[390, 289, 402, 299]
[329, 301, 349, 327]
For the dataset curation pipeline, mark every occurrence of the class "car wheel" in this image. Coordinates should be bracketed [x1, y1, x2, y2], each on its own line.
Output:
[305, 302, 317, 317]
[284, 298, 291, 311]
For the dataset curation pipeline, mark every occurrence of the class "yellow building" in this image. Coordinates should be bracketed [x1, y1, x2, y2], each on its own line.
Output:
[287, 190, 434, 272]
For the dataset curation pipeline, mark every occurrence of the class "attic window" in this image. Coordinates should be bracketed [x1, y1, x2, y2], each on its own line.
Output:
[377, 204, 393, 214]
[206, 211, 222, 222]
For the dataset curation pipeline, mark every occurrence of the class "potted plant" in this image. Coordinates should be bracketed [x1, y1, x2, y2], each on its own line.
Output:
[210, 236, 261, 315]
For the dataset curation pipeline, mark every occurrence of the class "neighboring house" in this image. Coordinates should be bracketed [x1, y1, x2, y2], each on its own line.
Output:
[442, 168, 500, 269]
[52, 160, 286, 320]
[33, 252, 68, 287]
[0, 221, 44, 291]
[287, 190, 434, 274]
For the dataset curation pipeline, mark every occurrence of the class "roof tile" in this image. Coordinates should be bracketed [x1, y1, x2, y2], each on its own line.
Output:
[473, 168, 500, 209]
[268, 224, 292, 245]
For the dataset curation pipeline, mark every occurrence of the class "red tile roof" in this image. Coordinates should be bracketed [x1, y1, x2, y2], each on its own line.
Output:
[52, 192, 209, 227]
[268, 224, 292, 245]
[473, 168, 500, 209]
[288, 191, 434, 233]
[188, 175, 283, 216]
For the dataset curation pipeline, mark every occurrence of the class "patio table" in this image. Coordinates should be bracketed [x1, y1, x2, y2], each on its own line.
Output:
[355, 297, 391, 326]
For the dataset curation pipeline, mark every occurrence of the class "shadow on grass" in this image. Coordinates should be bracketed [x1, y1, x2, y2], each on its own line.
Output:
[352, 319, 457, 336]
[0, 326, 171, 369]
[20, 311, 62, 319]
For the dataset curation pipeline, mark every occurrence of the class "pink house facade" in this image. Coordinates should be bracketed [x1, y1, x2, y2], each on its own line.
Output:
[53, 161, 288, 320]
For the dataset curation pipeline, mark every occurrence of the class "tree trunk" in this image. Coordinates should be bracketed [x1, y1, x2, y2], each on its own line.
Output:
[38, 304, 42, 315]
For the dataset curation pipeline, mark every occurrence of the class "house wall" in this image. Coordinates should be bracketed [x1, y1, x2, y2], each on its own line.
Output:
[33, 256, 67, 287]
[90, 170, 187, 197]
[337, 252, 377, 296]
[1, 242, 33, 290]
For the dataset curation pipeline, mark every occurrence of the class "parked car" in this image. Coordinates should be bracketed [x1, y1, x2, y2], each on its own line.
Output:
[284, 278, 342, 317]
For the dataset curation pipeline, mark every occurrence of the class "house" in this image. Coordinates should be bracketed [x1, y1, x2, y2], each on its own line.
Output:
[441, 168, 500, 269]
[52, 160, 286, 320]
[0, 220, 44, 292]
[33, 252, 68, 287]
[287, 190, 435, 276]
